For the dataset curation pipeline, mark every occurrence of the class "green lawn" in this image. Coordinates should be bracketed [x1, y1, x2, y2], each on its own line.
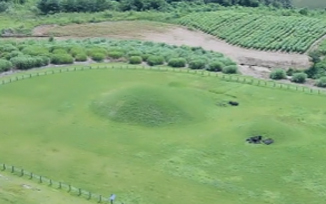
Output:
[0, 170, 95, 204]
[0, 65, 326, 204]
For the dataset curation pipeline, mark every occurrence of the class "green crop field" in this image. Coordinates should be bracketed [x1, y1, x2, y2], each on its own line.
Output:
[293, 0, 326, 9]
[0, 65, 326, 204]
[178, 11, 326, 53]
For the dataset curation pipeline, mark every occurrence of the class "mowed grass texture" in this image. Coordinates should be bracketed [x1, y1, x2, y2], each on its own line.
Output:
[0, 68, 326, 204]
[0, 172, 95, 204]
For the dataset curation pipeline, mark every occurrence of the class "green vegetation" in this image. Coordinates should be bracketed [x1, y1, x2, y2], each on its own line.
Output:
[0, 66, 326, 204]
[0, 170, 95, 204]
[222, 65, 238, 74]
[0, 38, 235, 72]
[146, 55, 165, 66]
[0, 59, 13, 71]
[293, 0, 326, 9]
[270, 69, 287, 80]
[291, 72, 307, 83]
[167, 57, 186, 68]
[315, 76, 326, 87]
[35, 0, 292, 15]
[90, 85, 199, 127]
[178, 11, 326, 53]
[129, 56, 142, 64]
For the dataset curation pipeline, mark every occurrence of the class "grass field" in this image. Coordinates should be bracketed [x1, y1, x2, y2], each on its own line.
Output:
[0, 171, 94, 204]
[0, 65, 326, 204]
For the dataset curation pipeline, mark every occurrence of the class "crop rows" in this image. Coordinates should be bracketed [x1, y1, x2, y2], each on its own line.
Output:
[178, 11, 326, 53]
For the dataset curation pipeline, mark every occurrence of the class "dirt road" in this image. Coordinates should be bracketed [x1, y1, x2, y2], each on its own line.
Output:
[33, 22, 312, 70]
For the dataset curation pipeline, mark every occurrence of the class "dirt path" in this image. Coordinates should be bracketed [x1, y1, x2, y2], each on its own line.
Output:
[32, 22, 312, 70]
[142, 27, 311, 69]
[307, 34, 326, 54]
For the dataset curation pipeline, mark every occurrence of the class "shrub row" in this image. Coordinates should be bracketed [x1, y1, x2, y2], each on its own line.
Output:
[0, 39, 238, 74]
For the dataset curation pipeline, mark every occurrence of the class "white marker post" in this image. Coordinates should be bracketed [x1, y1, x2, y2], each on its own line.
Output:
[110, 194, 116, 204]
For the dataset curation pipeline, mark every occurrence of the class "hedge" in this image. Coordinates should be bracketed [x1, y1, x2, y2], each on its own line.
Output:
[168, 58, 186, 68]
[0, 59, 13, 71]
[51, 54, 74, 65]
[147, 55, 164, 66]
[129, 56, 142, 64]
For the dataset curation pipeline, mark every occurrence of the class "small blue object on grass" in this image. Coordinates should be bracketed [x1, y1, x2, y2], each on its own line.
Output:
[110, 194, 116, 204]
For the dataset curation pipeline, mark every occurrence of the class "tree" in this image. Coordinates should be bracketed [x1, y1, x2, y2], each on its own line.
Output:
[37, 0, 60, 14]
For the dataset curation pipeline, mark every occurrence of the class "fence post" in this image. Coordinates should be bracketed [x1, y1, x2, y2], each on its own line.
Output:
[59, 182, 62, 189]
[98, 195, 102, 203]
[68, 184, 71, 192]
[2, 164, 5, 171]
[30, 172, 33, 179]
[11, 166, 14, 173]
[20, 169, 24, 177]
[78, 188, 82, 196]
[39, 176, 42, 183]
[49, 179, 52, 186]
[88, 192, 91, 200]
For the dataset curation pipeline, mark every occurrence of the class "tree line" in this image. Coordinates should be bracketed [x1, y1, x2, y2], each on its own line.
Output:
[36, 0, 293, 14]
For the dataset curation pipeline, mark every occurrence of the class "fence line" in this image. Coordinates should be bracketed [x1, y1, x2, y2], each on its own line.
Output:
[0, 163, 110, 203]
[0, 64, 325, 97]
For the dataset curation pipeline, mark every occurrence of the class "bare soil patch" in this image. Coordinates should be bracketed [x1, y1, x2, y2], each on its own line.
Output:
[33, 21, 172, 39]
[32, 21, 312, 70]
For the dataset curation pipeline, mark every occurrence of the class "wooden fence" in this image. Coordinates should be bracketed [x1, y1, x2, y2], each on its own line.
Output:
[0, 64, 325, 96]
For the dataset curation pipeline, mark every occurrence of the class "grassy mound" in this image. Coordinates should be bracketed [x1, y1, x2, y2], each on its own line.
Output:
[90, 85, 200, 127]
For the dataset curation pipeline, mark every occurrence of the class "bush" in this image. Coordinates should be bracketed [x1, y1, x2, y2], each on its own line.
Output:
[91, 52, 106, 62]
[189, 59, 206, 69]
[87, 47, 108, 56]
[168, 58, 186, 68]
[75, 53, 88, 62]
[0, 2, 9, 13]
[128, 51, 143, 57]
[0, 59, 13, 71]
[51, 54, 74, 65]
[286, 68, 294, 76]
[207, 61, 223, 72]
[10, 56, 48, 70]
[291, 73, 307, 84]
[108, 51, 124, 59]
[141, 54, 150, 61]
[22, 46, 50, 56]
[315, 77, 326, 88]
[70, 47, 84, 57]
[146, 55, 165, 66]
[222, 65, 238, 74]
[129, 56, 142, 64]
[270, 69, 286, 80]
[0, 44, 18, 52]
[52, 48, 68, 54]
[8, 51, 24, 59]
[34, 56, 50, 67]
